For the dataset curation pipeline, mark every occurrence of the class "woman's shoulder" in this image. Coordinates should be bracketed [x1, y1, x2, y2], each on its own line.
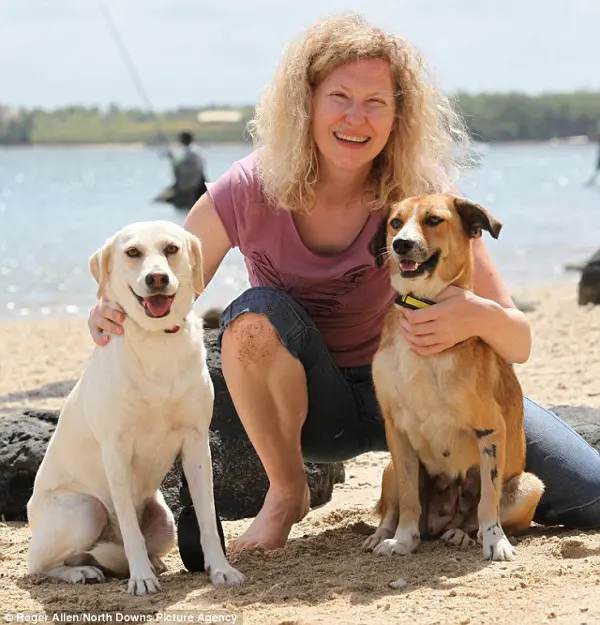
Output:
[215, 150, 266, 203]
[225, 151, 259, 183]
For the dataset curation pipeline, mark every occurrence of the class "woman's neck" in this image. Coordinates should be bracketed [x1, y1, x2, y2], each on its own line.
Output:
[315, 160, 372, 205]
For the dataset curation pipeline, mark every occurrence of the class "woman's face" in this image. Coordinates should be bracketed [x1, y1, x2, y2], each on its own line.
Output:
[312, 59, 396, 177]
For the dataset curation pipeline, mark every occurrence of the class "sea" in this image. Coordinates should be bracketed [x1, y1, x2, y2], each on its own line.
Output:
[0, 142, 598, 321]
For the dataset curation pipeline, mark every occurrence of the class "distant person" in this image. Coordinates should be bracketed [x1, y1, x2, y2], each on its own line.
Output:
[156, 131, 208, 210]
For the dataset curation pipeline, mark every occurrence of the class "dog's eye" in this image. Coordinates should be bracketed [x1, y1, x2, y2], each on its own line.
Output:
[125, 247, 141, 258]
[425, 215, 444, 227]
[389, 218, 403, 230]
[164, 244, 179, 256]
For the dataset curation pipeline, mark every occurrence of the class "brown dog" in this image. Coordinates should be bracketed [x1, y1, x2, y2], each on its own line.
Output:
[363, 195, 544, 561]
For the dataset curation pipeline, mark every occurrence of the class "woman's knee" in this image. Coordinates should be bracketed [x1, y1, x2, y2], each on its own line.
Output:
[222, 312, 282, 366]
[219, 287, 316, 366]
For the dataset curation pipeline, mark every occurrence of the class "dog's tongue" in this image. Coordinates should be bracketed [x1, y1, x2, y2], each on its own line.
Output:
[144, 295, 172, 317]
[400, 260, 419, 272]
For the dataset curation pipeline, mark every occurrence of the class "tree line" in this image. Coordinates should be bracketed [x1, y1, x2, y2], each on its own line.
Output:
[1, 92, 600, 146]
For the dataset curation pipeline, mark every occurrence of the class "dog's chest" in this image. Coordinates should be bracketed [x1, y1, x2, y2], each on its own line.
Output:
[374, 339, 479, 477]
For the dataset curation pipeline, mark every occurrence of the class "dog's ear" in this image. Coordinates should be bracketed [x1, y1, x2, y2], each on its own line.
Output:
[369, 210, 390, 267]
[454, 198, 502, 240]
[89, 237, 115, 299]
[186, 232, 205, 295]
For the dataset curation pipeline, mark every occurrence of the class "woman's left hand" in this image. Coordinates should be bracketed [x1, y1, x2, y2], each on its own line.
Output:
[398, 285, 486, 356]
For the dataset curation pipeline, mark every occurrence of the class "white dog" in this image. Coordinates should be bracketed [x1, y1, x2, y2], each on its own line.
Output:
[27, 220, 244, 594]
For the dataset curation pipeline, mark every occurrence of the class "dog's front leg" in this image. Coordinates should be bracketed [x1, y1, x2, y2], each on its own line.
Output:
[181, 428, 244, 585]
[374, 420, 421, 557]
[101, 444, 160, 594]
[474, 421, 515, 561]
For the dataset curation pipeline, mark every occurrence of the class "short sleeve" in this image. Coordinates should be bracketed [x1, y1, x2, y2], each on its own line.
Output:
[206, 155, 257, 249]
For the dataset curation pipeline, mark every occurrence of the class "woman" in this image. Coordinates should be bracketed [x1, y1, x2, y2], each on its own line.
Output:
[89, 13, 600, 553]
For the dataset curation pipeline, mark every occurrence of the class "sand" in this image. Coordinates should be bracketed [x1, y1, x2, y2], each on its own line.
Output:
[1, 283, 600, 624]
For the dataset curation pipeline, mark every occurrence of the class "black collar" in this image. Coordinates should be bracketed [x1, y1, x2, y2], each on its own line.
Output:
[394, 292, 435, 310]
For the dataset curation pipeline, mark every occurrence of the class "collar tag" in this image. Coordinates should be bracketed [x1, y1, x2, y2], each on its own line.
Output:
[164, 325, 181, 334]
[394, 293, 435, 310]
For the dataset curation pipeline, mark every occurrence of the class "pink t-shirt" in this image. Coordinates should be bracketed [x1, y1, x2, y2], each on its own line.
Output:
[208, 153, 396, 368]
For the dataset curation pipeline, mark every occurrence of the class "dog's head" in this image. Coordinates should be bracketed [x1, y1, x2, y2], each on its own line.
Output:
[370, 195, 502, 298]
[89, 220, 204, 332]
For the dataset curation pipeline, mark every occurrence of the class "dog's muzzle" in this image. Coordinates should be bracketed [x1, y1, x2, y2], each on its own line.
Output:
[392, 238, 440, 278]
[130, 286, 176, 318]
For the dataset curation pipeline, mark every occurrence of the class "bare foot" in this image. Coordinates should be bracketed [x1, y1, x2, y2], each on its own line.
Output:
[228, 484, 310, 552]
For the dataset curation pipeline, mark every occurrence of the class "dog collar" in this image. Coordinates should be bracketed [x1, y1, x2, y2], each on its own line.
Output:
[164, 325, 181, 334]
[394, 292, 435, 310]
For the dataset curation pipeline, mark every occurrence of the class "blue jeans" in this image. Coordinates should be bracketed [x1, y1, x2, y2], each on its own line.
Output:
[219, 286, 600, 529]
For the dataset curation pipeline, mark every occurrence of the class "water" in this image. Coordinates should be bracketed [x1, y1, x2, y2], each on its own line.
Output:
[0, 142, 598, 321]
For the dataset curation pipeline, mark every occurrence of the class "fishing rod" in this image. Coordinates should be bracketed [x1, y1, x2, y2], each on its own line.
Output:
[95, 0, 170, 148]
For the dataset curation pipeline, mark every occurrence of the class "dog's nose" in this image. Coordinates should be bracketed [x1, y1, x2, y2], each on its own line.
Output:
[145, 272, 169, 290]
[392, 238, 416, 255]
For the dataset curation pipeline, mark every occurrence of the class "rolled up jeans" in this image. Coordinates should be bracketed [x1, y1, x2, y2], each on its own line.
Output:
[218, 286, 600, 529]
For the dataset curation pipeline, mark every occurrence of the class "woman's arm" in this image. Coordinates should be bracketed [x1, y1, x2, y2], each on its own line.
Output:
[469, 236, 532, 363]
[398, 236, 532, 364]
[184, 193, 233, 288]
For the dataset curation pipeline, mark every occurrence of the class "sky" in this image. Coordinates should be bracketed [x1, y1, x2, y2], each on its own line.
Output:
[1, 0, 599, 110]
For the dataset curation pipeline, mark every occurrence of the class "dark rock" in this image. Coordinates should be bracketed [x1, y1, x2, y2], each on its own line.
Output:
[550, 405, 600, 451]
[579, 248, 600, 305]
[0, 330, 344, 522]
[0, 410, 58, 521]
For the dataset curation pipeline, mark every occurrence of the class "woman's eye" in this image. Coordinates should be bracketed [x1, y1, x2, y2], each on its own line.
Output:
[425, 216, 444, 227]
[125, 248, 141, 258]
[165, 244, 179, 255]
[331, 92, 348, 99]
[390, 218, 403, 230]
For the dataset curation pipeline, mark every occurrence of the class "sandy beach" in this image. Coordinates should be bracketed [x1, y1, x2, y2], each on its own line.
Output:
[1, 283, 600, 624]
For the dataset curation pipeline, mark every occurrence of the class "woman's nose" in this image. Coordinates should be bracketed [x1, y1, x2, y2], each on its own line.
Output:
[344, 99, 367, 124]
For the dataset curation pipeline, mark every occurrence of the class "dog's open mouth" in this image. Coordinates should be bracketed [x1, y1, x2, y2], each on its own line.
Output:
[130, 288, 175, 318]
[398, 250, 441, 278]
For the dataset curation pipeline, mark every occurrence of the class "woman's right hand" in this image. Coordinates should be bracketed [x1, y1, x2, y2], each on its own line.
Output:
[88, 300, 126, 346]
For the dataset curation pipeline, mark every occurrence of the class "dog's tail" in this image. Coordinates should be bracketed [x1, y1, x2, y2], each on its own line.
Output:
[87, 542, 129, 576]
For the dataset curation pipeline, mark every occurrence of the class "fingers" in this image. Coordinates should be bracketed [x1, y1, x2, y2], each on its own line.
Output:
[90, 326, 110, 346]
[410, 343, 447, 356]
[399, 317, 436, 337]
[100, 301, 126, 326]
[403, 307, 438, 324]
[88, 300, 126, 346]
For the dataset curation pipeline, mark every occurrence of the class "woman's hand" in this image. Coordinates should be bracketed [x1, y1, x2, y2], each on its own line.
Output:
[88, 300, 126, 346]
[398, 286, 489, 356]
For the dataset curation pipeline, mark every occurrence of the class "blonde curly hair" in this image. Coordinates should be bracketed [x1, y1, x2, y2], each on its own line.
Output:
[248, 12, 470, 213]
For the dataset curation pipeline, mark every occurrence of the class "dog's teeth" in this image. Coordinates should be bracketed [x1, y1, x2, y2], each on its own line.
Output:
[400, 261, 419, 272]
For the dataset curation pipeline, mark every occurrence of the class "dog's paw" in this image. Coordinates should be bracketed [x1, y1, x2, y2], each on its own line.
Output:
[373, 528, 420, 557]
[65, 565, 105, 584]
[127, 572, 162, 595]
[362, 528, 394, 552]
[440, 528, 476, 549]
[208, 564, 245, 586]
[478, 524, 516, 561]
